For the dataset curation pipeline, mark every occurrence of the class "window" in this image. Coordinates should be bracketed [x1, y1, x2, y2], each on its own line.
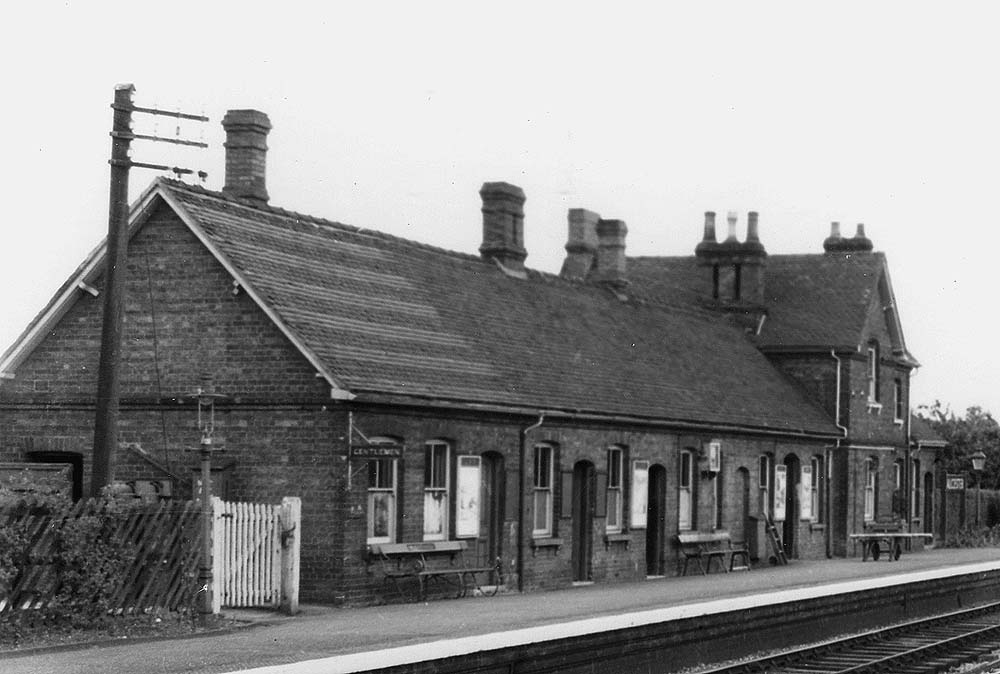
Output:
[867, 342, 881, 404]
[423, 441, 450, 541]
[758, 454, 771, 517]
[606, 447, 624, 533]
[911, 459, 921, 520]
[630, 460, 649, 529]
[893, 459, 904, 517]
[532, 444, 554, 537]
[366, 437, 400, 545]
[679, 450, 694, 531]
[801, 456, 821, 522]
[894, 378, 905, 422]
[864, 458, 877, 522]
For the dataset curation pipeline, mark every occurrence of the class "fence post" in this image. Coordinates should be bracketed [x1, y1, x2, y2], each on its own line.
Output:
[280, 496, 301, 615]
[212, 497, 223, 614]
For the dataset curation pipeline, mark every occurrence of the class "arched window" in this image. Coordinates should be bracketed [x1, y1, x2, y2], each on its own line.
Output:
[867, 341, 881, 404]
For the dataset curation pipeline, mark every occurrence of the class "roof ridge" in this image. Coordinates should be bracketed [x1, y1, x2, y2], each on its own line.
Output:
[158, 178, 490, 267]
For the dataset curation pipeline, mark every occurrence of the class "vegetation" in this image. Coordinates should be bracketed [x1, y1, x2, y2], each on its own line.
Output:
[916, 402, 1000, 488]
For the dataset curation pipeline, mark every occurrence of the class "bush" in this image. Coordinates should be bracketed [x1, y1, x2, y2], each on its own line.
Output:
[0, 493, 143, 642]
[948, 522, 1000, 548]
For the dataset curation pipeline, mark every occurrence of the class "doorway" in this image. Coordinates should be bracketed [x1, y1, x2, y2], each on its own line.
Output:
[479, 452, 505, 568]
[923, 472, 935, 537]
[646, 464, 667, 576]
[572, 461, 596, 582]
[782, 455, 801, 558]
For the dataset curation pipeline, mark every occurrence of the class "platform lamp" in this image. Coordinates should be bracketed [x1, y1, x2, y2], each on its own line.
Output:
[971, 451, 987, 527]
[184, 374, 227, 625]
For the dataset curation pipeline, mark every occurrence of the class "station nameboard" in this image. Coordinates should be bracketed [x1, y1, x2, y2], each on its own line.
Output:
[945, 474, 965, 491]
[349, 444, 404, 459]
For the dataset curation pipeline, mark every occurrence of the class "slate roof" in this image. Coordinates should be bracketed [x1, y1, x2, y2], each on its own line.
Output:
[910, 415, 947, 446]
[628, 253, 887, 350]
[158, 180, 838, 436]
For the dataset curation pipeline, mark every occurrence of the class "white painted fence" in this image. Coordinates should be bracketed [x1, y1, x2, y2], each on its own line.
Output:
[212, 496, 301, 614]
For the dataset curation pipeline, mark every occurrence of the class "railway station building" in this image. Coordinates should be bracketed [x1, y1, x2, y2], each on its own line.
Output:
[0, 109, 945, 605]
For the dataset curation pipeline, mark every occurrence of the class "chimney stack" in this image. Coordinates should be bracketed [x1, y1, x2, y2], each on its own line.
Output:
[594, 219, 628, 287]
[222, 110, 272, 206]
[695, 211, 718, 257]
[824, 221, 874, 254]
[559, 208, 600, 280]
[479, 182, 527, 271]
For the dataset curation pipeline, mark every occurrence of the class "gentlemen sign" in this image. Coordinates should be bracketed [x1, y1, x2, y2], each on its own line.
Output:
[349, 444, 404, 459]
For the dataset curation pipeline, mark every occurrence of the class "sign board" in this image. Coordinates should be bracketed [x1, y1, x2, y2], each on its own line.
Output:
[773, 464, 787, 521]
[349, 444, 403, 460]
[630, 460, 649, 529]
[799, 464, 813, 520]
[455, 456, 481, 538]
[946, 474, 966, 491]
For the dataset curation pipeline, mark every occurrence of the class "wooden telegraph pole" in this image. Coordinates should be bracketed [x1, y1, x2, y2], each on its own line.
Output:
[91, 84, 208, 497]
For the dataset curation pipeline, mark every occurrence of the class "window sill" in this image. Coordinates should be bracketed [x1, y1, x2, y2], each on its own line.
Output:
[604, 533, 631, 550]
[893, 418, 904, 426]
[809, 523, 826, 533]
[531, 537, 563, 556]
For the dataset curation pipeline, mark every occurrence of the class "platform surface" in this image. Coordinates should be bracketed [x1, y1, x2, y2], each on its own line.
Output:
[4, 547, 1000, 674]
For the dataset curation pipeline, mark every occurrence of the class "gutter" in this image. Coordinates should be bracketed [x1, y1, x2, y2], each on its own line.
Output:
[518, 412, 551, 593]
[828, 349, 849, 558]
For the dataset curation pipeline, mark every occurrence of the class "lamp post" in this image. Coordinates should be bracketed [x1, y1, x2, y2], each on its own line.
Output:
[971, 451, 987, 527]
[185, 374, 226, 625]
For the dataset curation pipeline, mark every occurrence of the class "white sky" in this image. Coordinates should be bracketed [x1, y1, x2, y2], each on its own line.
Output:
[2, 2, 998, 417]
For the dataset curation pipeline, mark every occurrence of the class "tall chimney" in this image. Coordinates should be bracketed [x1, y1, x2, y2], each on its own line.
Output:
[594, 219, 628, 287]
[479, 182, 527, 271]
[559, 208, 599, 280]
[222, 110, 272, 205]
[695, 211, 718, 257]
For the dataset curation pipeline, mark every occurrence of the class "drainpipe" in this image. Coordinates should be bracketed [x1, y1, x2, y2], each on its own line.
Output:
[829, 350, 849, 558]
[518, 412, 547, 593]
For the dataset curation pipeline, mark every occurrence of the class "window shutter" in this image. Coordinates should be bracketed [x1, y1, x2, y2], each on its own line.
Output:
[560, 470, 574, 519]
[595, 471, 608, 518]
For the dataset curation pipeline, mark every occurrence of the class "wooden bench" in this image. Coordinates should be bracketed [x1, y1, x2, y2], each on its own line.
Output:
[369, 540, 502, 601]
[676, 531, 750, 575]
[849, 522, 933, 561]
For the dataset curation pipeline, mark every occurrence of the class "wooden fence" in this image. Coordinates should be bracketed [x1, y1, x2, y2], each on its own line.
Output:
[0, 498, 202, 615]
[212, 497, 300, 613]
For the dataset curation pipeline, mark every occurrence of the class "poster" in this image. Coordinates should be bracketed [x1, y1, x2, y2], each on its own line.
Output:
[455, 455, 481, 538]
[799, 464, 813, 520]
[773, 464, 787, 521]
[630, 460, 649, 529]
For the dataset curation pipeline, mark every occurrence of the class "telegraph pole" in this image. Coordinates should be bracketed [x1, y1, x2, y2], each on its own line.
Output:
[91, 84, 208, 497]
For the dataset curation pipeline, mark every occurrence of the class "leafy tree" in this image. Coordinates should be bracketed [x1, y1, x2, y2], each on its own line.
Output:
[917, 401, 1000, 489]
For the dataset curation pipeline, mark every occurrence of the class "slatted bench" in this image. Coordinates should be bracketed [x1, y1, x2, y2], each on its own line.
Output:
[676, 531, 750, 575]
[369, 540, 502, 602]
[849, 522, 933, 561]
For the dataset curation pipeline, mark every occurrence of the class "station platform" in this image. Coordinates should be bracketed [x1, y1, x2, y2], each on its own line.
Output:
[5, 547, 1000, 674]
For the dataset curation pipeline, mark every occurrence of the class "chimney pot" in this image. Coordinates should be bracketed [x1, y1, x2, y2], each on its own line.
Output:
[222, 109, 272, 205]
[746, 211, 760, 242]
[479, 182, 527, 270]
[725, 211, 739, 242]
[695, 211, 719, 257]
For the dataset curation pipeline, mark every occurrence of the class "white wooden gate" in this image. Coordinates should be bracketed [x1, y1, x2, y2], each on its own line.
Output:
[211, 496, 300, 613]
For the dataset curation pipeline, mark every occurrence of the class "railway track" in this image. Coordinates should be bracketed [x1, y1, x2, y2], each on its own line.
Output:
[699, 601, 1000, 674]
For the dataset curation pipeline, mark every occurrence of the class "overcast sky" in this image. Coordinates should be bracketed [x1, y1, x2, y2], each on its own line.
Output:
[2, 2, 998, 418]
